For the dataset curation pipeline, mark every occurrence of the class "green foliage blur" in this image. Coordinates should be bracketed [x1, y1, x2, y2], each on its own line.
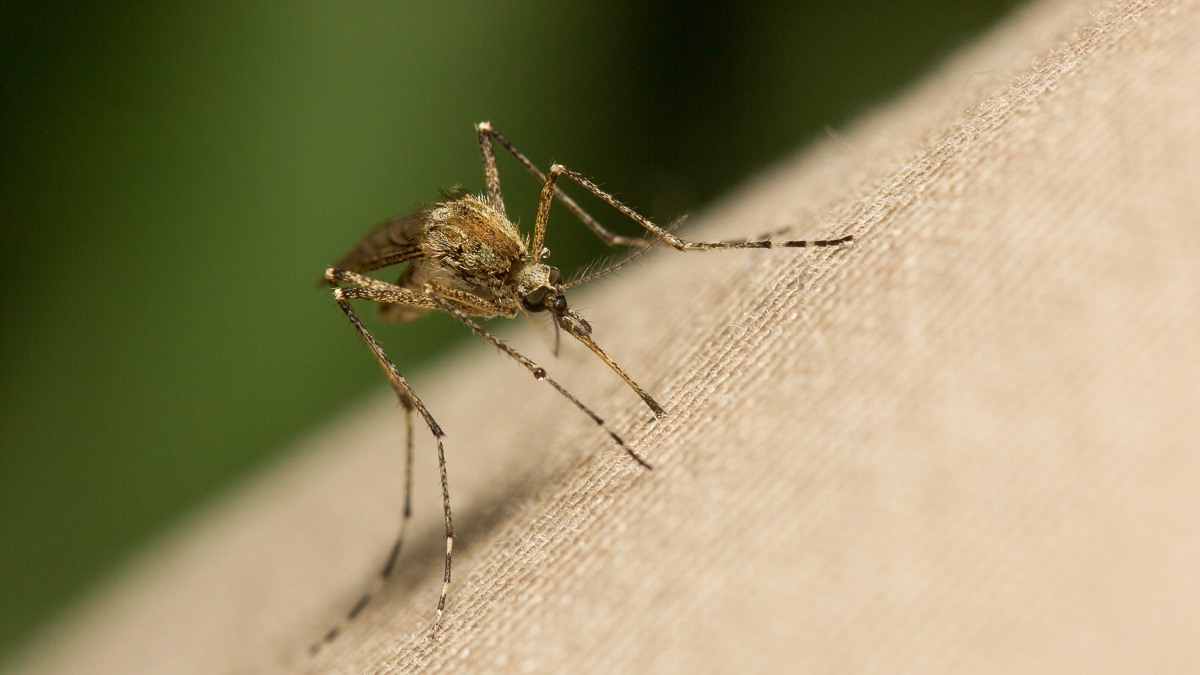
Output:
[0, 0, 1022, 659]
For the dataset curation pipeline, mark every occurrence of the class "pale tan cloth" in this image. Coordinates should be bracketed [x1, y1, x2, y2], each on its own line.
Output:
[7, 0, 1200, 673]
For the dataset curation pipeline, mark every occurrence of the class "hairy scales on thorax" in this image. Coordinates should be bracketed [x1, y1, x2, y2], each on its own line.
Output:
[423, 193, 525, 296]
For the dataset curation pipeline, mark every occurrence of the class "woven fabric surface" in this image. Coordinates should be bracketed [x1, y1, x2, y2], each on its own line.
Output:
[6, 0, 1199, 673]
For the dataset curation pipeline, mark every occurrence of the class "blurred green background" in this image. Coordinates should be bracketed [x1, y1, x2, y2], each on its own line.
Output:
[0, 0, 1023, 660]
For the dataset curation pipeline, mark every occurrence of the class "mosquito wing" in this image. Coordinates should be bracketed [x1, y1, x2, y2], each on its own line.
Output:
[335, 208, 430, 274]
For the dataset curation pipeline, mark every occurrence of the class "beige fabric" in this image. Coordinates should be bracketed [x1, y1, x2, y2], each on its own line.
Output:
[7, 0, 1200, 672]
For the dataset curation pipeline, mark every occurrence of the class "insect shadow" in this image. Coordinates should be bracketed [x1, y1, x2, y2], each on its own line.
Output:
[315, 122, 853, 651]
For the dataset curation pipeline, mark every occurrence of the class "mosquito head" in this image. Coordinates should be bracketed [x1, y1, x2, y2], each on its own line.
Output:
[518, 264, 592, 336]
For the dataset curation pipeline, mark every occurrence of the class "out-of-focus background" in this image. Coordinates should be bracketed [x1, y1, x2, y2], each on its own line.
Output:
[0, 0, 1023, 660]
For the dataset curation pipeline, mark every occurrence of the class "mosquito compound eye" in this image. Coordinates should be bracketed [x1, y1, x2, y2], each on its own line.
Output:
[522, 287, 551, 312]
[548, 267, 563, 286]
[553, 296, 568, 313]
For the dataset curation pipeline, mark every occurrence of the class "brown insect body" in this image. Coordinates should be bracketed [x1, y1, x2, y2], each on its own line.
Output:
[314, 122, 852, 651]
[422, 195, 563, 317]
[338, 189, 588, 336]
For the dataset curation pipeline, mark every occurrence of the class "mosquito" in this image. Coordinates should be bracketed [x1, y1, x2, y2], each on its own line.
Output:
[316, 122, 852, 649]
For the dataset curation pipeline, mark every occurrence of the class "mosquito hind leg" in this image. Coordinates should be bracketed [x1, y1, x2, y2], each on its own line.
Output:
[477, 122, 506, 216]
[313, 283, 455, 650]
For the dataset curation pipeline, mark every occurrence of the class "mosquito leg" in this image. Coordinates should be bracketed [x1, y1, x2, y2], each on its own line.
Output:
[327, 267, 427, 296]
[313, 284, 455, 649]
[326, 275, 519, 638]
[476, 122, 649, 248]
[476, 122, 505, 216]
[422, 283, 654, 470]
[409, 277, 661, 421]
[430, 417, 453, 637]
[533, 163, 854, 253]
[339, 256, 663, 420]
[477, 123, 852, 251]
[328, 267, 518, 320]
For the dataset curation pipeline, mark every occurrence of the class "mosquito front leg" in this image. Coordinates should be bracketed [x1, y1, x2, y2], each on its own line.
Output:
[422, 284, 653, 470]
[477, 122, 649, 248]
[533, 163, 854, 254]
[321, 280, 456, 643]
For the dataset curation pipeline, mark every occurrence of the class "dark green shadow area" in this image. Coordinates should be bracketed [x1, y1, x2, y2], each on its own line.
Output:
[0, 0, 1024, 659]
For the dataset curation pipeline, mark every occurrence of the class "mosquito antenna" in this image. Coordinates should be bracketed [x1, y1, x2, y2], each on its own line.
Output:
[564, 216, 686, 289]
